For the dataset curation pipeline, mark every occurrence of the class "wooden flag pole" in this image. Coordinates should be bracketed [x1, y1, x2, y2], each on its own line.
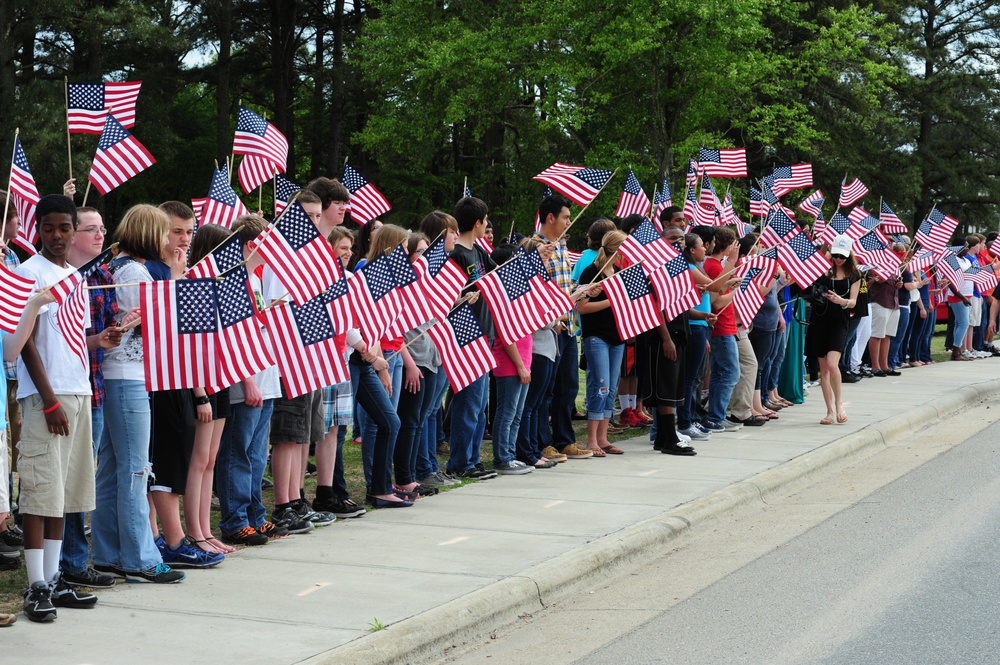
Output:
[1, 128, 19, 245]
[181, 224, 246, 277]
[81, 180, 92, 208]
[257, 185, 263, 214]
[64, 77, 73, 180]
[243, 191, 301, 263]
[273, 174, 278, 217]
[463, 175, 467, 197]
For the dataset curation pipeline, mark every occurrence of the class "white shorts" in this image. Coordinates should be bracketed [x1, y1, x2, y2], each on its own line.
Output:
[870, 303, 901, 339]
[970, 297, 983, 327]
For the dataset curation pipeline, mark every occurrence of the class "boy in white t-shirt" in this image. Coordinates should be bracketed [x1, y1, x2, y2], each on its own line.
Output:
[15, 196, 98, 623]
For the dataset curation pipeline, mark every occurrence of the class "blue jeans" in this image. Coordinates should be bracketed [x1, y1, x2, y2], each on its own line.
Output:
[395, 371, 429, 485]
[359, 352, 403, 486]
[707, 335, 740, 425]
[447, 374, 488, 473]
[583, 337, 624, 420]
[950, 301, 970, 350]
[889, 304, 911, 367]
[416, 369, 448, 479]
[912, 304, 934, 363]
[839, 316, 863, 372]
[517, 354, 554, 464]
[550, 332, 579, 447]
[217, 398, 274, 535]
[678, 325, 710, 430]
[91, 380, 161, 571]
[765, 327, 789, 394]
[974, 297, 988, 350]
[493, 376, 529, 465]
[350, 362, 400, 495]
[747, 327, 776, 391]
[61, 406, 104, 574]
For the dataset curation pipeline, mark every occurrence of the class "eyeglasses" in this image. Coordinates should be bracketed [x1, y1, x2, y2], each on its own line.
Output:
[77, 227, 107, 236]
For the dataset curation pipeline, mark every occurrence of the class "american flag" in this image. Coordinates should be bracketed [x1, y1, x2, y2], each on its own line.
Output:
[614, 169, 650, 218]
[777, 232, 831, 288]
[233, 107, 289, 193]
[839, 177, 868, 208]
[0, 263, 35, 333]
[473, 236, 494, 255]
[817, 211, 854, 246]
[682, 179, 698, 221]
[965, 263, 999, 293]
[848, 207, 889, 245]
[9, 136, 40, 245]
[908, 250, 935, 274]
[325, 258, 352, 334]
[749, 186, 769, 218]
[717, 190, 739, 226]
[654, 178, 672, 216]
[770, 163, 813, 196]
[853, 231, 901, 280]
[274, 175, 301, 216]
[342, 162, 392, 224]
[252, 199, 342, 304]
[989, 235, 1000, 259]
[463, 181, 473, 198]
[214, 258, 276, 389]
[50, 249, 114, 306]
[696, 147, 747, 178]
[140, 279, 220, 391]
[88, 114, 155, 195]
[567, 249, 583, 265]
[349, 251, 402, 344]
[382, 244, 432, 339]
[533, 185, 554, 232]
[879, 201, 909, 235]
[798, 189, 825, 218]
[532, 163, 614, 207]
[66, 81, 142, 134]
[647, 253, 701, 322]
[915, 209, 958, 254]
[602, 264, 661, 339]
[477, 256, 559, 346]
[812, 210, 827, 239]
[187, 233, 244, 280]
[694, 202, 718, 227]
[56, 285, 91, 369]
[732, 255, 777, 327]
[261, 290, 349, 399]
[618, 218, 679, 269]
[406, 234, 466, 322]
[191, 166, 250, 230]
[698, 171, 719, 210]
[758, 209, 799, 249]
[934, 250, 966, 291]
[425, 302, 496, 392]
[518, 247, 574, 316]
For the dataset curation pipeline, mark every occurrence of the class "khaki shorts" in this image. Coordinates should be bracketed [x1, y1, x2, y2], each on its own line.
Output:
[869, 303, 900, 339]
[16, 394, 95, 518]
[0, 429, 8, 513]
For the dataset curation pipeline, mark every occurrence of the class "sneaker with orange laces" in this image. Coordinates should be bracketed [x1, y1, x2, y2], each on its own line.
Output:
[256, 521, 289, 539]
[222, 526, 269, 547]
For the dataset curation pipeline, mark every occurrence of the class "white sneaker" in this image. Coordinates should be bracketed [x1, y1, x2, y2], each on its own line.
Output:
[676, 429, 691, 443]
[962, 350, 975, 358]
[679, 426, 710, 441]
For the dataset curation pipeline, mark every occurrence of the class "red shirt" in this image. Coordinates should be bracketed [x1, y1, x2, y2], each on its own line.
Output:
[704, 257, 736, 337]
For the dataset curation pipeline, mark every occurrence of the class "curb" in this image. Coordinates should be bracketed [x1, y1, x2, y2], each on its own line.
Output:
[304, 377, 1000, 665]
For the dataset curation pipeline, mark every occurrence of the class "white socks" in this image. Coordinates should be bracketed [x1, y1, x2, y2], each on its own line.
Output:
[24, 549, 45, 586]
[43, 539, 62, 583]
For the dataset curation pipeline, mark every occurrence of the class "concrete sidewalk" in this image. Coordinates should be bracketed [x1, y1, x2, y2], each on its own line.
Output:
[6, 361, 1000, 664]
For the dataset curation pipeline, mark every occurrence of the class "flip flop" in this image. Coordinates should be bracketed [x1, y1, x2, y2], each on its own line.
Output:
[837, 412, 848, 424]
[587, 447, 607, 457]
[599, 444, 624, 455]
[820, 416, 834, 425]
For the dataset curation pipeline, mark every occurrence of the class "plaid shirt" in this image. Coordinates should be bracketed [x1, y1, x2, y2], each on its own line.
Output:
[532, 231, 577, 334]
[87, 267, 118, 408]
[3, 246, 20, 381]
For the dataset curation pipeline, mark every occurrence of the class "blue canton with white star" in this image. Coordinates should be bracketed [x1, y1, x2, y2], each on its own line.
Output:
[176, 280, 219, 334]
[858, 233, 886, 252]
[13, 139, 31, 173]
[620, 265, 652, 300]
[360, 253, 397, 301]
[275, 174, 301, 202]
[237, 107, 268, 137]
[97, 116, 129, 150]
[740, 267, 763, 293]
[496, 261, 530, 300]
[450, 302, 485, 347]
[68, 83, 104, 110]
[218, 266, 255, 328]
[623, 170, 643, 196]
[208, 168, 238, 206]
[277, 200, 321, 252]
[385, 245, 418, 287]
[788, 233, 817, 260]
[664, 253, 690, 278]
[292, 290, 337, 346]
[574, 168, 614, 190]
[829, 212, 851, 234]
[341, 164, 369, 194]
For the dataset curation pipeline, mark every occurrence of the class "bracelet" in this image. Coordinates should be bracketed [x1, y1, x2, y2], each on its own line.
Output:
[194, 395, 210, 406]
[42, 401, 61, 415]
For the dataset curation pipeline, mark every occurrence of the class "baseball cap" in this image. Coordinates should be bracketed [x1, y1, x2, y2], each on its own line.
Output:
[830, 234, 853, 257]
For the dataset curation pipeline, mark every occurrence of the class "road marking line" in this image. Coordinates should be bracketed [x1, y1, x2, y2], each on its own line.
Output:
[439, 536, 470, 546]
[297, 582, 331, 597]
[543, 500, 566, 509]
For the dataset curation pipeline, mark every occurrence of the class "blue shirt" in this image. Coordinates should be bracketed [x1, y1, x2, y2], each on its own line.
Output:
[689, 263, 711, 327]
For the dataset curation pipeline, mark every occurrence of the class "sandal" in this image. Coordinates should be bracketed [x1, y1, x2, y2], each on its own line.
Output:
[207, 536, 235, 554]
[187, 536, 223, 555]
[837, 412, 848, 424]
[819, 416, 834, 425]
[599, 444, 624, 455]
[587, 447, 607, 457]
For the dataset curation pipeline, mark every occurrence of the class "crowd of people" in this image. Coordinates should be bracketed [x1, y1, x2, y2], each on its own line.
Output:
[0, 180, 996, 627]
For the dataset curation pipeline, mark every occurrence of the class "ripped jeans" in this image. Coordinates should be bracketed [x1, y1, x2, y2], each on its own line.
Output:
[583, 336, 624, 420]
[91, 379, 163, 572]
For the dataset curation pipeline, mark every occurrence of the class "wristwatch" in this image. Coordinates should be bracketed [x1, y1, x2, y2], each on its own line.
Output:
[194, 395, 210, 406]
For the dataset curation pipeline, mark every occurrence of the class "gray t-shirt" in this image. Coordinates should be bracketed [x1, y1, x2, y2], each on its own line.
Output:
[753, 283, 781, 332]
[532, 323, 558, 361]
[405, 321, 441, 372]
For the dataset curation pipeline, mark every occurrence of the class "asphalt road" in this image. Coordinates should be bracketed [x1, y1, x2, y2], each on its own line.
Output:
[578, 418, 1000, 665]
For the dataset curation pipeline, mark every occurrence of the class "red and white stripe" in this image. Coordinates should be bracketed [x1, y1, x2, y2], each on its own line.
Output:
[347, 269, 402, 345]
[67, 81, 142, 133]
[260, 300, 348, 399]
[731, 256, 777, 327]
[838, 178, 869, 208]
[88, 128, 156, 195]
[237, 154, 283, 195]
[425, 306, 496, 393]
[0, 263, 35, 333]
[647, 262, 701, 323]
[602, 265, 661, 340]
[253, 228, 342, 305]
[56, 284, 89, 368]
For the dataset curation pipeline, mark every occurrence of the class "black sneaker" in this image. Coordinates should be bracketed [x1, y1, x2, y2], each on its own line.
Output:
[61, 567, 117, 588]
[0, 556, 19, 571]
[256, 521, 289, 539]
[124, 563, 186, 584]
[221, 526, 269, 547]
[415, 484, 439, 496]
[456, 467, 496, 480]
[312, 496, 366, 519]
[51, 574, 98, 608]
[0, 541, 19, 559]
[23, 582, 56, 622]
[0, 528, 23, 547]
[660, 441, 697, 456]
[93, 563, 127, 578]
[292, 499, 335, 527]
[272, 507, 315, 534]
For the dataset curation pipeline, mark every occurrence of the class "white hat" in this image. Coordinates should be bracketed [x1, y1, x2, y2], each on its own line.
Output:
[830, 234, 853, 257]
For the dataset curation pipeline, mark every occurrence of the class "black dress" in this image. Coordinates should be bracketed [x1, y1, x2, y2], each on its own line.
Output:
[806, 276, 853, 358]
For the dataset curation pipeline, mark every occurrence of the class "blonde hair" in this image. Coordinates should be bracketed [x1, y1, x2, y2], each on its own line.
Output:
[115, 204, 169, 261]
[595, 230, 627, 272]
[366, 223, 409, 261]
